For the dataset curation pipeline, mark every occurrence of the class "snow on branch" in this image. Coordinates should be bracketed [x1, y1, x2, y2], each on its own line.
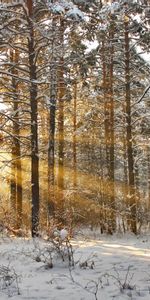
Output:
[47, 0, 85, 21]
[66, 7, 84, 21]
[137, 84, 150, 104]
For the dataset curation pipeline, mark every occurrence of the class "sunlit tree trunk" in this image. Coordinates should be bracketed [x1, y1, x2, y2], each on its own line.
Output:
[10, 50, 16, 217]
[73, 79, 77, 193]
[57, 19, 65, 221]
[102, 28, 115, 233]
[16, 139, 22, 230]
[148, 146, 150, 210]
[109, 22, 115, 231]
[10, 48, 23, 230]
[102, 36, 109, 231]
[47, 16, 57, 221]
[122, 114, 128, 231]
[124, 18, 137, 234]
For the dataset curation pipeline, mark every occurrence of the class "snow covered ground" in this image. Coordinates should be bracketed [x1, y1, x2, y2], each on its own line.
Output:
[0, 232, 150, 300]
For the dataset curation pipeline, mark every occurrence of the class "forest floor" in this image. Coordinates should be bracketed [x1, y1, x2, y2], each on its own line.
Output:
[0, 230, 150, 300]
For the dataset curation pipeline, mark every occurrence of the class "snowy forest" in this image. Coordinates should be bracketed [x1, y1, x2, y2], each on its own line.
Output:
[0, 1, 150, 299]
[0, 0, 150, 237]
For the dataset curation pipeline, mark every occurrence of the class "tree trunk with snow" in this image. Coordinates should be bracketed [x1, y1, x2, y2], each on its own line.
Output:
[27, 0, 39, 237]
[73, 79, 77, 194]
[108, 21, 115, 232]
[57, 19, 65, 222]
[47, 16, 58, 221]
[124, 19, 137, 234]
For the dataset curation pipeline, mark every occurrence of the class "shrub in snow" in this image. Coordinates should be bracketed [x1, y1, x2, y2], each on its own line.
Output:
[32, 228, 74, 268]
[0, 265, 20, 296]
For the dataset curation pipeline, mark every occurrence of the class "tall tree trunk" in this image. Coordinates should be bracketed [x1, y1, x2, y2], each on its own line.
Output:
[57, 19, 65, 222]
[10, 48, 23, 230]
[73, 80, 77, 193]
[102, 36, 109, 231]
[10, 49, 17, 218]
[27, 0, 39, 237]
[102, 29, 115, 233]
[148, 146, 150, 210]
[124, 19, 137, 234]
[47, 16, 57, 221]
[122, 101, 129, 230]
[16, 136, 23, 230]
[109, 22, 115, 231]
